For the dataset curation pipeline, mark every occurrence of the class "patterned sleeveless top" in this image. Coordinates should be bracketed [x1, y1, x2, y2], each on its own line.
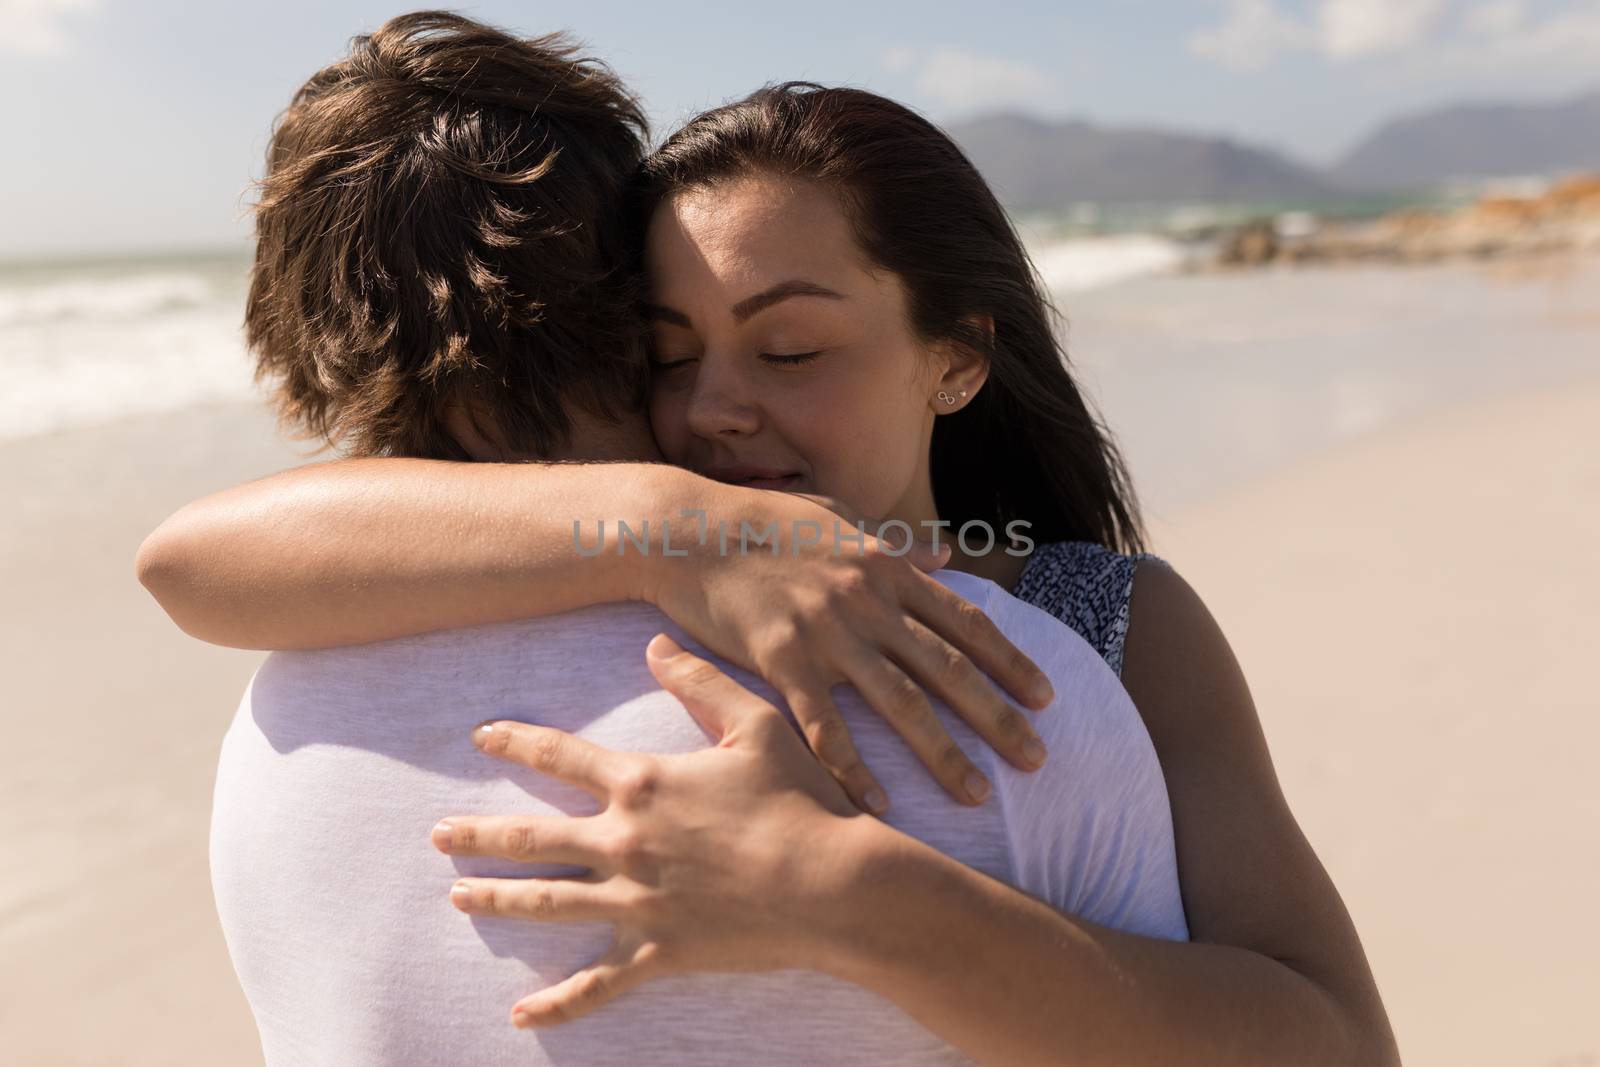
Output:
[1012, 540, 1155, 678]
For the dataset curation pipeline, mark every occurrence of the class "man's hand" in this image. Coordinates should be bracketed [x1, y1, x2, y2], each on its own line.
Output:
[433, 634, 888, 1029]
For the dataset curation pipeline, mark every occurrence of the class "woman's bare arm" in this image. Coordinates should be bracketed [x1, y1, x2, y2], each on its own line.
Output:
[134, 457, 1058, 810]
[135, 458, 691, 650]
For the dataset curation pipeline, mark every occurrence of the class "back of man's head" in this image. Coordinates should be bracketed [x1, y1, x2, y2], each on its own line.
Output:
[247, 10, 649, 460]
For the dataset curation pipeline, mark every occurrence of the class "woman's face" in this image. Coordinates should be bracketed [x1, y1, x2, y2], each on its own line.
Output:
[644, 172, 982, 525]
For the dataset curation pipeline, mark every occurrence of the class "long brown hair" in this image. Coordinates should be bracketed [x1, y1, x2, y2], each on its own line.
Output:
[632, 82, 1144, 552]
[247, 11, 649, 459]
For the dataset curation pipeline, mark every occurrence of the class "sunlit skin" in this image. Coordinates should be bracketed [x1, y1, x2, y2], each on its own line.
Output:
[645, 173, 999, 567]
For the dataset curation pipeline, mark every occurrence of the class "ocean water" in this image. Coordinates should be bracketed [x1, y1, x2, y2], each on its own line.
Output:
[0, 250, 261, 441]
[0, 232, 1196, 444]
[1026, 233, 1193, 294]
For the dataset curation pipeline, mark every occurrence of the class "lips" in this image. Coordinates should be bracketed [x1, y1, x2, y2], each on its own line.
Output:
[701, 466, 803, 492]
[737, 475, 800, 491]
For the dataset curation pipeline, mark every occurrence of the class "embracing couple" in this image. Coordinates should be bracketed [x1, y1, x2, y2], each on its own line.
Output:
[136, 11, 1396, 1066]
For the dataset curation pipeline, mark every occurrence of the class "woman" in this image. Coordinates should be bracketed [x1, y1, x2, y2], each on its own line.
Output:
[141, 83, 1396, 1063]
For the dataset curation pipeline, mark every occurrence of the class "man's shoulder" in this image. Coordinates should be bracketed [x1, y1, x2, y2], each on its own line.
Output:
[937, 571, 1154, 776]
[933, 569, 1107, 677]
[267, 604, 662, 655]
[259, 601, 672, 680]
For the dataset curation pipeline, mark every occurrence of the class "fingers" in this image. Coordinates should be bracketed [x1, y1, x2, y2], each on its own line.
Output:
[883, 617, 1048, 774]
[432, 814, 612, 868]
[647, 636, 880, 813]
[777, 677, 889, 815]
[509, 938, 663, 1029]
[906, 575, 1055, 710]
[838, 649, 992, 806]
[645, 633, 779, 740]
[472, 720, 621, 799]
[901, 538, 952, 574]
[449, 873, 616, 923]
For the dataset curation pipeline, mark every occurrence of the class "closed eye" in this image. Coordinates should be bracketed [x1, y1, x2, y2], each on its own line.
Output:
[760, 351, 821, 367]
[650, 357, 698, 372]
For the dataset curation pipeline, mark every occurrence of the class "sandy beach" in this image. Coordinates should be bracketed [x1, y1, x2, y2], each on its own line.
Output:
[1154, 380, 1600, 1066]
[2, 255, 1596, 1065]
[1, 403, 310, 1065]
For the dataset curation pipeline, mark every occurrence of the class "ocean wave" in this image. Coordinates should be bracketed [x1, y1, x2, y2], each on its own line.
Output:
[1, 304, 260, 442]
[0, 272, 216, 326]
[1025, 234, 1189, 295]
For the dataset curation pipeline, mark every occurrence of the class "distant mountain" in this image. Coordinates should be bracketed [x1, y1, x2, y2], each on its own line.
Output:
[944, 113, 1338, 210]
[1331, 87, 1600, 190]
[945, 87, 1600, 212]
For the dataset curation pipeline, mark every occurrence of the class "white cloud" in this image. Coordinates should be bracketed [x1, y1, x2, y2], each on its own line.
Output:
[1318, 0, 1447, 59]
[1462, 0, 1526, 36]
[1188, 0, 1316, 71]
[1190, 0, 1600, 72]
[1, 0, 98, 57]
[879, 46, 1061, 111]
[881, 44, 918, 75]
[1449, 0, 1600, 66]
[1389, 0, 1600, 77]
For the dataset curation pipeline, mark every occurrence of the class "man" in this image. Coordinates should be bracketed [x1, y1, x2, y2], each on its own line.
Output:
[158, 12, 1186, 1065]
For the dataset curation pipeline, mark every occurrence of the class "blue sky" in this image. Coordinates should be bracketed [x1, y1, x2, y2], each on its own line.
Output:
[5, 0, 1598, 258]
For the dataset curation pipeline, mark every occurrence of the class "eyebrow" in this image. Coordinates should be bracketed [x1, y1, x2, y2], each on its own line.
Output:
[643, 279, 846, 329]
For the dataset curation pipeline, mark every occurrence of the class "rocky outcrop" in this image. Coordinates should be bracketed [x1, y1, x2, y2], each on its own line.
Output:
[1205, 175, 1600, 268]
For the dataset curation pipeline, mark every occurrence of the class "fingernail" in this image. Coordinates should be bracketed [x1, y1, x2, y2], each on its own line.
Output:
[647, 633, 684, 659]
[450, 881, 471, 906]
[1031, 677, 1055, 707]
[864, 786, 889, 814]
[431, 821, 454, 849]
[1023, 739, 1048, 767]
[472, 721, 496, 746]
[512, 1011, 534, 1030]
[965, 772, 991, 803]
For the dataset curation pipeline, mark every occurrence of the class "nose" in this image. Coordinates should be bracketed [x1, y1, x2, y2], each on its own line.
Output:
[684, 352, 762, 440]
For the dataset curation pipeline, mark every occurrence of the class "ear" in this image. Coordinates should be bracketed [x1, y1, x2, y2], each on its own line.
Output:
[443, 396, 511, 462]
[931, 314, 993, 412]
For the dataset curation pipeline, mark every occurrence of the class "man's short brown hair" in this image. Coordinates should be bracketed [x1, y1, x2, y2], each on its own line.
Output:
[246, 10, 649, 459]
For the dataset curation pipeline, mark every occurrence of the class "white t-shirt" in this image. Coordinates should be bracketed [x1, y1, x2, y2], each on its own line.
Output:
[211, 571, 1187, 1066]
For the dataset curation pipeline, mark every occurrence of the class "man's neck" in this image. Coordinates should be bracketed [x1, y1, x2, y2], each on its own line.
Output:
[551, 412, 663, 464]
[447, 403, 661, 464]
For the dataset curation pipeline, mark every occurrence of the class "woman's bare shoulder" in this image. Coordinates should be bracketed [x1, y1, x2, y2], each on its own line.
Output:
[1120, 559, 1271, 763]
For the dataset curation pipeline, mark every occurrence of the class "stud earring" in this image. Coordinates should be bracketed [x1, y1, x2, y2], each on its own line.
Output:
[937, 391, 956, 405]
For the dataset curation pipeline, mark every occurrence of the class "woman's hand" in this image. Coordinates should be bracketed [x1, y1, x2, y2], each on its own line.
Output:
[435, 635, 883, 1028]
[643, 485, 1052, 812]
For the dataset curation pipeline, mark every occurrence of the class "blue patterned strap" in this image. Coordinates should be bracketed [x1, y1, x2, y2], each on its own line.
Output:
[1012, 541, 1156, 677]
